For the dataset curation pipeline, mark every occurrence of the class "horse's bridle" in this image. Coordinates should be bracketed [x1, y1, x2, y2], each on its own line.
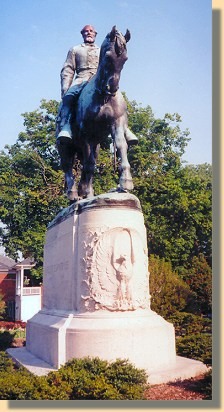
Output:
[95, 33, 126, 99]
[96, 87, 117, 98]
[96, 87, 117, 105]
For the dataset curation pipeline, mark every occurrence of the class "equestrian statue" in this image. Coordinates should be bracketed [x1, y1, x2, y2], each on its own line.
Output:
[56, 25, 138, 201]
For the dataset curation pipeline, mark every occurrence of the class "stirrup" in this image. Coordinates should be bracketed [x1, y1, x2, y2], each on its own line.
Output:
[57, 123, 72, 139]
[125, 129, 138, 145]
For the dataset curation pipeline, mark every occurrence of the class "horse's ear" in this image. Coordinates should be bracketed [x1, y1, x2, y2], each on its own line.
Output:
[124, 29, 131, 43]
[110, 25, 117, 41]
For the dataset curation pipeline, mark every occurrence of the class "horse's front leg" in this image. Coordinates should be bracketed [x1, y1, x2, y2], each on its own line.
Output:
[65, 169, 78, 202]
[78, 143, 98, 198]
[56, 138, 78, 202]
[112, 123, 134, 191]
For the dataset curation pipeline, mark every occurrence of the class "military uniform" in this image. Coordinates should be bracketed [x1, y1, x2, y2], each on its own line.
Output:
[57, 42, 100, 139]
[60, 42, 100, 97]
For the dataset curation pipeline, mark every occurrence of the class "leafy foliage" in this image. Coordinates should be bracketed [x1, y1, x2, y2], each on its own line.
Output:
[0, 322, 26, 351]
[0, 351, 15, 373]
[124, 97, 211, 271]
[0, 99, 68, 277]
[183, 254, 212, 315]
[148, 255, 196, 317]
[93, 146, 118, 195]
[167, 311, 212, 337]
[148, 254, 212, 369]
[46, 357, 148, 400]
[0, 320, 26, 329]
[176, 333, 212, 366]
[0, 330, 16, 351]
[194, 370, 212, 400]
[0, 369, 38, 400]
[0, 356, 148, 400]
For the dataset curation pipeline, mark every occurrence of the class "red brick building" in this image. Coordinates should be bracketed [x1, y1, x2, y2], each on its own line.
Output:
[0, 255, 16, 319]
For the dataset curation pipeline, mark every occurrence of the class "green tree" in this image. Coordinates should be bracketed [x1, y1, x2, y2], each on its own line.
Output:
[146, 164, 212, 270]
[179, 164, 212, 266]
[124, 97, 211, 271]
[0, 99, 68, 278]
[148, 255, 196, 317]
[93, 146, 118, 195]
[183, 253, 212, 315]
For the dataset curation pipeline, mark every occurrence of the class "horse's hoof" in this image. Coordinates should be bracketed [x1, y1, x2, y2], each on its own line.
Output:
[78, 184, 94, 199]
[118, 188, 128, 193]
[119, 178, 134, 191]
[109, 187, 120, 193]
[67, 190, 78, 202]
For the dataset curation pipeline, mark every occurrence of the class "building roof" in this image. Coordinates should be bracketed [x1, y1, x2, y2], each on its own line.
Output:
[13, 257, 36, 269]
[0, 255, 36, 272]
[0, 255, 16, 272]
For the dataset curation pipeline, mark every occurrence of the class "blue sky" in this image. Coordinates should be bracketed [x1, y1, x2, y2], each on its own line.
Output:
[0, 0, 211, 164]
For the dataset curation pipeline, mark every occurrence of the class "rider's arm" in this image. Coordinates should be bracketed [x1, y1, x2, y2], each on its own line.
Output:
[60, 48, 76, 98]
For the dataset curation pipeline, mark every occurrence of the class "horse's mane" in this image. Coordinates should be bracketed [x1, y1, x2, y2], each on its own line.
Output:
[99, 29, 127, 62]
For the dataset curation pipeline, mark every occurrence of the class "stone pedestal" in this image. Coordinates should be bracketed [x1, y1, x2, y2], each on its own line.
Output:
[23, 193, 208, 382]
[26, 192, 176, 372]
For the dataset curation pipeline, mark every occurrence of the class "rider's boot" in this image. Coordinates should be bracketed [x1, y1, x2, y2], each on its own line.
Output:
[56, 104, 73, 142]
[125, 128, 138, 146]
[58, 122, 72, 140]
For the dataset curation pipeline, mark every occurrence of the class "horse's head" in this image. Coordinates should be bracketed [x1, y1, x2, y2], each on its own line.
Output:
[98, 26, 131, 96]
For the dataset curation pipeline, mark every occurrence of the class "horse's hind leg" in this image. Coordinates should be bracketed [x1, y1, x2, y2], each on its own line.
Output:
[113, 125, 133, 191]
[65, 169, 78, 202]
[78, 143, 98, 198]
[56, 138, 78, 201]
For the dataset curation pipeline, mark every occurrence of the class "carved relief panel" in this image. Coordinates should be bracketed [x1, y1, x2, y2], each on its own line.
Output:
[79, 226, 150, 312]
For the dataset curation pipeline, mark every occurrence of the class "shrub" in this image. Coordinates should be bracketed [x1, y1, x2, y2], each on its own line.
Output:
[176, 333, 212, 366]
[0, 327, 26, 350]
[167, 311, 212, 337]
[0, 330, 15, 351]
[29, 375, 71, 400]
[105, 359, 148, 399]
[0, 351, 15, 372]
[148, 255, 196, 317]
[50, 357, 148, 400]
[0, 356, 148, 400]
[0, 370, 37, 400]
[198, 369, 212, 399]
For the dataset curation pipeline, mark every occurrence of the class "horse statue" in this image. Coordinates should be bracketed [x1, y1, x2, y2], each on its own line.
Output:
[57, 26, 138, 202]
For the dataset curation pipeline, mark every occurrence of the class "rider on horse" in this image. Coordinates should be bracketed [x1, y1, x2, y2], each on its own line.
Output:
[56, 25, 138, 147]
[56, 25, 138, 201]
[57, 25, 100, 142]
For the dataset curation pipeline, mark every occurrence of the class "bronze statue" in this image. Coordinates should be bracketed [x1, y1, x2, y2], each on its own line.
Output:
[56, 26, 138, 201]
[57, 25, 100, 140]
